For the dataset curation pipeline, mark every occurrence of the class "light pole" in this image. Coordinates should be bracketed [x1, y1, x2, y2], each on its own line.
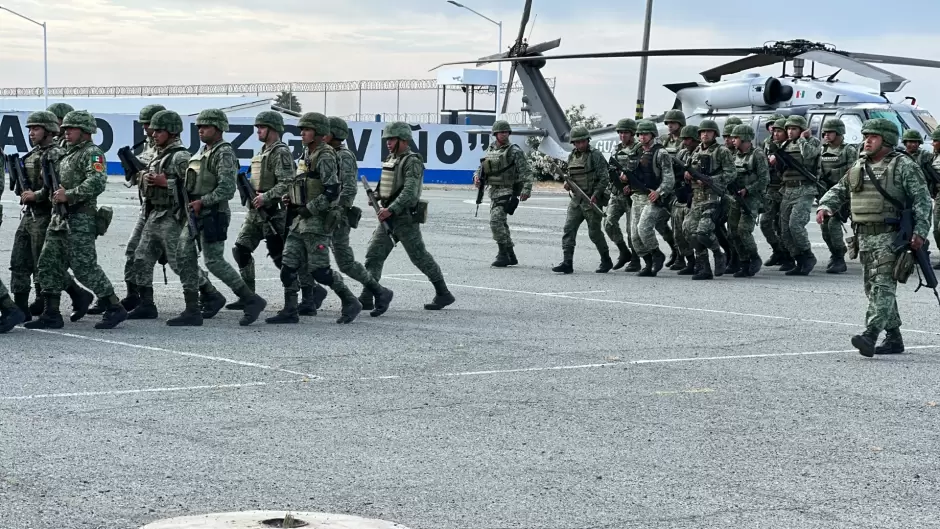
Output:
[634, 0, 654, 119]
[447, 1, 503, 119]
[0, 5, 48, 106]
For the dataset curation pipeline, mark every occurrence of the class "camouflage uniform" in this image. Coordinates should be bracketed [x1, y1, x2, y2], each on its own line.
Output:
[552, 126, 611, 274]
[128, 110, 218, 320]
[720, 118, 744, 274]
[670, 125, 699, 274]
[727, 125, 770, 277]
[656, 110, 685, 268]
[760, 114, 784, 155]
[170, 109, 267, 327]
[324, 116, 393, 316]
[46, 103, 74, 151]
[817, 119, 857, 274]
[27, 111, 127, 330]
[605, 119, 639, 271]
[0, 147, 26, 332]
[361, 122, 454, 311]
[629, 120, 674, 276]
[928, 129, 940, 266]
[761, 118, 788, 267]
[472, 120, 533, 267]
[776, 116, 822, 275]
[818, 118, 931, 357]
[683, 119, 734, 280]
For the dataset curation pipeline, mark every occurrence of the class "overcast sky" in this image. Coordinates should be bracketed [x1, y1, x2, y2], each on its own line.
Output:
[2, 0, 940, 123]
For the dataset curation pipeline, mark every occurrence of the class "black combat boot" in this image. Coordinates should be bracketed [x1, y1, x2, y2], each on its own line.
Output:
[127, 286, 158, 319]
[119, 282, 140, 311]
[24, 293, 64, 329]
[725, 251, 741, 276]
[636, 254, 655, 277]
[713, 249, 727, 277]
[664, 245, 678, 269]
[491, 244, 512, 267]
[424, 279, 455, 310]
[875, 328, 904, 355]
[65, 283, 94, 322]
[299, 284, 327, 316]
[507, 246, 518, 266]
[95, 296, 128, 329]
[677, 255, 696, 275]
[28, 283, 43, 316]
[200, 285, 227, 319]
[0, 297, 26, 333]
[358, 288, 375, 310]
[225, 278, 252, 310]
[826, 253, 847, 274]
[651, 248, 666, 275]
[236, 286, 267, 326]
[167, 291, 203, 326]
[265, 291, 299, 324]
[692, 253, 714, 280]
[778, 251, 796, 272]
[14, 292, 32, 323]
[669, 254, 687, 271]
[552, 257, 573, 274]
[337, 293, 363, 324]
[764, 244, 783, 267]
[800, 251, 818, 275]
[595, 250, 613, 273]
[852, 327, 880, 358]
[369, 286, 394, 318]
[613, 240, 632, 270]
[747, 254, 763, 276]
[625, 250, 642, 272]
[86, 297, 108, 315]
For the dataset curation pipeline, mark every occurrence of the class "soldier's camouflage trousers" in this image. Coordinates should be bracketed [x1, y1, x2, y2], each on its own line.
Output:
[683, 198, 722, 256]
[133, 209, 209, 289]
[779, 184, 816, 256]
[562, 198, 608, 260]
[603, 193, 632, 247]
[124, 204, 147, 283]
[37, 214, 116, 298]
[332, 211, 381, 290]
[10, 212, 50, 294]
[364, 212, 443, 283]
[759, 186, 783, 247]
[821, 211, 847, 258]
[860, 233, 901, 332]
[630, 195, 668, 255]
[932, 198, 940, 251]
[728, 200, 758, 257]
[234, 208, 292, 291]
[281, 231, 354, 299]
[489, 186, 515, 247]
[177, 212, 246, 295]
[671, 202, 693, 258]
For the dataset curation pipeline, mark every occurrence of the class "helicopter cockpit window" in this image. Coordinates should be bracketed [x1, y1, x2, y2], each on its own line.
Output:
[915, 110, 937, 133]
[897, 110, 929, 138]
[841, 114, 864, 145]
[867, 110, 904, 138]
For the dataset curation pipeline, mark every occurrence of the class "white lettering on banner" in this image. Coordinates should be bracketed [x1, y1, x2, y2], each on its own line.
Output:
[0, 112, 526, 184]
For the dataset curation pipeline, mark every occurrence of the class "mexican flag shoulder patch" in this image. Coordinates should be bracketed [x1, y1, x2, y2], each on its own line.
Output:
[91, 153, 105, 173]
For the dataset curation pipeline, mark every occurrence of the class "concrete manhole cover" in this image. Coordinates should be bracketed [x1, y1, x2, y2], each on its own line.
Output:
[140, 511, 411, 529]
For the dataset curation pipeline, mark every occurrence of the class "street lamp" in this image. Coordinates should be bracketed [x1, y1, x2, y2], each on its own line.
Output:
[0, 5, 48, 106]
[447, 0, 503, 119]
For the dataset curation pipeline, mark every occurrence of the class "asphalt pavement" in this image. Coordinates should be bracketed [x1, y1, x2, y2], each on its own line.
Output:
[1, 178, 939, 529]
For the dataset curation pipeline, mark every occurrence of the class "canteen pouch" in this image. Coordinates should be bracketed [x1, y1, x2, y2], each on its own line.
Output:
[411, 200, 428, 224]
[201, 208, 230, 243]
[846, 235, 859, 260]
[893, 250, 916, 284]
[95, 206, 113, 237]
[346, 206, 362, 229]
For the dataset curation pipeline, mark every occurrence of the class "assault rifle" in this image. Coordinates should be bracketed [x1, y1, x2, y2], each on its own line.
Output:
[236, 171, 285, 263]
[361, 174, 397, 245]
[675, 156, 754, 219]
[173, 178, 201, 253]
[560, 174, 606, 216]
[608, 154, 669, 208]
[475, 163, 487, 217]
[117, 138, 148, 188]
[767, 141, 828, 194]
[41, 156, 69, 220]
[5, 153, 35, 219]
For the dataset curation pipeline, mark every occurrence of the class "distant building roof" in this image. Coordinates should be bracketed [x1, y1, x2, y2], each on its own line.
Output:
[0, 95, 271, 117]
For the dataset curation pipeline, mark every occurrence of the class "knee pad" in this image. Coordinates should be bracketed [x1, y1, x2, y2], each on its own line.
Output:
[279, 265, 298, 287]
[312, 267, 334, 286]
[232, 244, 253, 268]
[695, 232, 712, 248]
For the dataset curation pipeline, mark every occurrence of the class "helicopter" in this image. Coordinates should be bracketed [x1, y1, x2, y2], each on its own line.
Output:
[431, 0, 940, 159]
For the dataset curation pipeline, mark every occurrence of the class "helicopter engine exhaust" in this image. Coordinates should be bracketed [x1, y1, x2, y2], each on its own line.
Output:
[685, 75, 794, 110]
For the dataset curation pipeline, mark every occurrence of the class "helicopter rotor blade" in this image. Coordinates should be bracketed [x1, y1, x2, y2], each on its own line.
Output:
[431, 47, 761, 71]
[847, 52, 940, 70]
[500, 0, 533, 115]
[699, 54, 785, 82]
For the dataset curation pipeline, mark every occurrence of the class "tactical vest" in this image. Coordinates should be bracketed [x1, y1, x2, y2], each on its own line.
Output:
[819, 145, 851, 185]
[847, 152, 903, 224]
[567, 151, 594, 190]
[481, 144, 517, 187]
[610, 144, 636, 190]
[250, 142, 288, 192]
[186, 142, 231, 196]
[144, 147, 186, 208]
[336, 148, 358, 208]
[23, 147, 44, 192]
[378, 152, 421, 203]
[780, 140, 805, 183]
[636, 144, 662, 190]
[690, 143, 719, 190]
[662, 135, 682, 155]
[290, 147, 325, 206]
[733, 150, 759, 187]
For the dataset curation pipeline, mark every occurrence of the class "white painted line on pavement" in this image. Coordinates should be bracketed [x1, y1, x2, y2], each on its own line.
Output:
[540, 290, 608, 295]
[0, 380, 290, 401]
[381, 276, 940, 337]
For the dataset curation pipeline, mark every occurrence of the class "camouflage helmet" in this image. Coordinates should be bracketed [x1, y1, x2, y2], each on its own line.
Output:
[329, 116, 349, 141]
[821, 118, 845, 135]
[860, 118, 899, 147]
[195, 108, 229, 132]
[615, 118, 637, 133]
[568, 126, 590, 142]
[149, 110, 184, 135]
[46, 102, 74, 121]
[723, 116, 743, 135]
[725, 116, 743, 126]
[26, 110, 60, 134]
[931, 128, 940, 142]
[784, 115, 808, 130]
[635, 119, 658, 136]
[380, 121, 412, 141]
[697, 119, 720, 133]
[491, 120, 512, 134]
[254, 110, 285, 134]
[138, 104, 166, 125]
[772, 118, 787, 130]
[663, 109, 686, 126]
[61, 110, 97, 134]
[901, 129, 923, 143]
[730, 124, 756, 141]
[766, 113, 784, 127]
[679, 125, 699, 140]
